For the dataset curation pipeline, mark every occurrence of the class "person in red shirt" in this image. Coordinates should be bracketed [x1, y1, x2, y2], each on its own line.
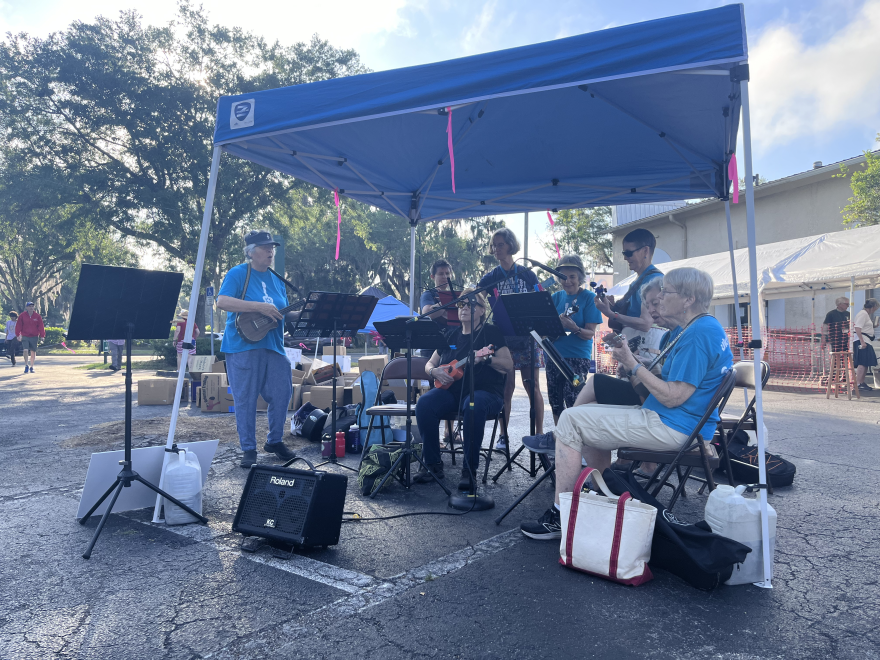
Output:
[15, 302, 45, 374]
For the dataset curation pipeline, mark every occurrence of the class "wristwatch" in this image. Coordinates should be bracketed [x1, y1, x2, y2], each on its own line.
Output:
[628, 363, 643, 378]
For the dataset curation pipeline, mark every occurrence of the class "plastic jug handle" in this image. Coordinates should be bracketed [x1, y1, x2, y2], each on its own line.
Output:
[178, 448, 187, 466]
[734, 484, 747, 495]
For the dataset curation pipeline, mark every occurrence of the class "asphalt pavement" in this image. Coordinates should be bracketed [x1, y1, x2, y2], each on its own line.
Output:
[0, 355, 878, 660]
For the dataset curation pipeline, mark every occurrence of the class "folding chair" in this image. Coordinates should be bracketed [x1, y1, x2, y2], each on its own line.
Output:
[617, 367, 737, 511]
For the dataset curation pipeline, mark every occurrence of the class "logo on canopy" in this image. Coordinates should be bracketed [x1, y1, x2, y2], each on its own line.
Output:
[230, 99, 255, 129]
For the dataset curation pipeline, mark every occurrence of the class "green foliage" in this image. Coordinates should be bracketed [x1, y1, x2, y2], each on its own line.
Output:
[195, 337, 224, 360]
[540, 207, 613, 271]
[837, 141, 880, 228]
[43, 326, 66, 345]
[150, 339, 177, 366]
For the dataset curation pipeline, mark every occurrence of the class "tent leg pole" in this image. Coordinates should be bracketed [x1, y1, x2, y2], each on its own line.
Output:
[409, 222, 417, 314]
[811, 292, 816, 377]
[152, 144, 223, 523]
[725, 200, 748, 407]
[741, 80, 772, 589]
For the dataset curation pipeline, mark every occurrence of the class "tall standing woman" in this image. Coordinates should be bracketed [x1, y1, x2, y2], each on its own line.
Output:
[478, 227, 546, 438]
[217, 230, 296, 468]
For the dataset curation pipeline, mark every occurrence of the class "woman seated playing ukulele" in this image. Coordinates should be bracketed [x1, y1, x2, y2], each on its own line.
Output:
[415, 289, 513, 492]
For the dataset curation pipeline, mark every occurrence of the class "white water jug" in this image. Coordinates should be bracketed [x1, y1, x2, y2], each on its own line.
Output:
[704, 484, 776, 585]
[163, 449, 203, 525]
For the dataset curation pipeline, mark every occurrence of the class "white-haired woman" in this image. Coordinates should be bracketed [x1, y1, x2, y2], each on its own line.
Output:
[478, 227, 546, 438]
[216, 230, 296, 468]
[521, 267, 733, 540]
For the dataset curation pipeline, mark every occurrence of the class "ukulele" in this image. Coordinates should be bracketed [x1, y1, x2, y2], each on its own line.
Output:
[433, 345, 495, 390]
[236, 299, 307, 343]
[602, 331, 644, 354]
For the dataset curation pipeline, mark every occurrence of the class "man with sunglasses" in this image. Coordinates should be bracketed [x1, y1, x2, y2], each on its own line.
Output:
[595, 228, 664, 359]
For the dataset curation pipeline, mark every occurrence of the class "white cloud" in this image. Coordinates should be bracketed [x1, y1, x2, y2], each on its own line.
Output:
[749, 0, 880, 150]
[460, 0, 499, 54]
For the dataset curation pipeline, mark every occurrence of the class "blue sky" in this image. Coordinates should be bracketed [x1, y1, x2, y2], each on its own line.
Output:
[3, 0, 879, 259]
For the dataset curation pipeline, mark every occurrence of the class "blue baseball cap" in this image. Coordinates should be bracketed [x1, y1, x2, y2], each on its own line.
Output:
[25, 302, 34, 307]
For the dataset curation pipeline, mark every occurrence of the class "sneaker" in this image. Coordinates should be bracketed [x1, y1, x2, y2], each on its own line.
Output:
[522, 432, 555, 454]
[457, 467, 476, 492]
[412, 462, 445, 484]
[24, 365, 29, 374]
[520, 507, 562, 540]
[263, 443, 297, 461]
[28, 366, 34, 373]
[495, 437, 508, 451]
[240, 450, 258, 468]
[858, 383, 873, 391]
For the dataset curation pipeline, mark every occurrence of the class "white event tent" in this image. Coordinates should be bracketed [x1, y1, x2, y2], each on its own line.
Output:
[158, 4, 776, 587]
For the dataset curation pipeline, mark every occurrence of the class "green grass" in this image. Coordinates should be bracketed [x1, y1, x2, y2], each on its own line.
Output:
[45, 348, 154, 356]
[76, 359, 172, 371]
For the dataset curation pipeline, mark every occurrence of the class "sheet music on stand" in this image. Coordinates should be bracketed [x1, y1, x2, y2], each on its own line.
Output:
[373, 318, 449, 354]
[499, 291, 564, 340]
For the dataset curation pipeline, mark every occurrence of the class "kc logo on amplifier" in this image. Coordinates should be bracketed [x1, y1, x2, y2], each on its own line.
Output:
[264, 518, 276, 528]
[269, 476, 296, 487]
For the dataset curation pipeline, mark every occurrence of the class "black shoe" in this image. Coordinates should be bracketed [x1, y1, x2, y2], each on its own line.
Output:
[413, 462, 445, 484]
[858, 383, 873, 391]
[240, 450, 257, 468]
[457, 467, 476, 493]
[263, 443, 297, 461]
[520, 507, 562, 540]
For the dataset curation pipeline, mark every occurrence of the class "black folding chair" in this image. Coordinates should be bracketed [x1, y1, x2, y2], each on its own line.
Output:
[618, 368, 738, 511]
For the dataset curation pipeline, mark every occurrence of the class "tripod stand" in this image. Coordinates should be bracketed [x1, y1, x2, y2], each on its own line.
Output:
[284, 291, 377, 473]
[70, 265, 208, 559]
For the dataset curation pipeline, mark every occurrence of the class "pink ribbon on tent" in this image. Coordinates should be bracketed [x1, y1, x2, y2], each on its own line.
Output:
[60, 341, 76, 354]
[546, 209, 561, 259]
[446, 107, 456, 194]
[728, 154, 739, 204]
[334, 189, 342, 259]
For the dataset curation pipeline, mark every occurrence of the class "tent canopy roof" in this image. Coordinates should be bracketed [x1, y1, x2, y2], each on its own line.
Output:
[213, 5, 747, 222]
[360, 295, 412, 333]
[608, 224, 880, 305]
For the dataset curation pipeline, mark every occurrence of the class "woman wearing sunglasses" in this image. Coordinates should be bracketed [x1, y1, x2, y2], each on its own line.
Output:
[415, 289, 514, 493]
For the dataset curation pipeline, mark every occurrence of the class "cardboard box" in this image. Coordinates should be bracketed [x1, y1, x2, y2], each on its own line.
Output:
[291, 368, 306, 385]
[308, 385, 337, 410]
[187, 355, 216, 378]
[321, 354, 352, 373]
[342, 372, 359, 386]
[301, 391, 311, 406]
[307, 360, 342, 385]
[351, 384, 363, 406]
[291, 384, 303, 411]
[323, 345, 347, 356]
[201, 373, 232, 412]
[357, 355, 388, 381]
[138, 378, 189, 406]
[211, 361, 226, 374]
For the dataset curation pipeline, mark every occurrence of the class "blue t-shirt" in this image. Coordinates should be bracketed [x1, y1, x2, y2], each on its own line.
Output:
[551, 289, 603, 359]
[218, 263, 288, 355]
[478, 265, 541, 335]
[626, 266, 664, 318]
[642, 316, 733, 441]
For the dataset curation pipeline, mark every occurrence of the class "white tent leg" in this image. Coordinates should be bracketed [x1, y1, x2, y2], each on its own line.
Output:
[811, 292, 816, 376]
[741, 80, 773, 588]
[152, 145, 223, 523]
[849, 276, 855, 346]
[725, 200, 748, 407]
[409, 223, 417, 314]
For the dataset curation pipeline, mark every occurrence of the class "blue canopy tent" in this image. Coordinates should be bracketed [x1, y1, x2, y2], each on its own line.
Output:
[360, 295, 411, 333]
[164, 4, 774, 588]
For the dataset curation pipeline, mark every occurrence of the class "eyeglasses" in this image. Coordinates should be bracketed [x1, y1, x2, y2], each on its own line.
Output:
[659, 287, 679, 296]
[622, 246, 646, 258]
[456, 300, 484, 310]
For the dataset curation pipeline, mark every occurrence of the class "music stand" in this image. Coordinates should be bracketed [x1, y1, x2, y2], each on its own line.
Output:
[371, 318, 451, 494]
[285, 292, 377, 472]
[492, 291, 564, 481]
[70, 264, 208, 559]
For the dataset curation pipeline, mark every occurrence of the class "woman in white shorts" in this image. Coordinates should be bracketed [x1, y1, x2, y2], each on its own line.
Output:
[520, 267, 734, 540]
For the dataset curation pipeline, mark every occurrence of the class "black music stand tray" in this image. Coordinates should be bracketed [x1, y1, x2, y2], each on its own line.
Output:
[72, 264, 208, 559]
[370, 318, 451, 494]
[491, 291, 564, 482]
[285, 292, 377, 472]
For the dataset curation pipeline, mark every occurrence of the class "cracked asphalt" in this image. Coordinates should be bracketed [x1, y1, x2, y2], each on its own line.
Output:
[1, 355, 878, 659]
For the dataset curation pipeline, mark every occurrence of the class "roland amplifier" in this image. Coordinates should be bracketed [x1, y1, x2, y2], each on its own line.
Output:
[232, 465, 347, 548]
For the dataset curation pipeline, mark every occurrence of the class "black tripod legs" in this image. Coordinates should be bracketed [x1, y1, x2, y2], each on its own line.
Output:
[78, 469, 207, 559]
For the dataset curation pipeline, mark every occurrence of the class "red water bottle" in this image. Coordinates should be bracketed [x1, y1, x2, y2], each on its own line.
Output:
[336, 431, 346, 456]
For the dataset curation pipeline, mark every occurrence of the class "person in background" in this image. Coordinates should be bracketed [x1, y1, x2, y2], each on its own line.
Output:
[174, 309, 199, 370]
[217, 230, 296, 468]
[853, 298, 879, 391]
[821, 297, 850, 354]
[520, 268, 732, 540]
[108, 339, 125, 372]
[478, 227, 546, 443]
[4, 311, 20, 366]
[15, 302, 45, 374]
[420, 259, 461, 355]
[543, 255, 602, 424]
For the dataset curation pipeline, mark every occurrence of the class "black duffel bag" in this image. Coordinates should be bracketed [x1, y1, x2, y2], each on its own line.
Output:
[716, 430, 796, 488]
[603, 468, 751, 590]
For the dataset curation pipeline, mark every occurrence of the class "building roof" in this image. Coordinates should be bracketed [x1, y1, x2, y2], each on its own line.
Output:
[609, 150, 878, 235]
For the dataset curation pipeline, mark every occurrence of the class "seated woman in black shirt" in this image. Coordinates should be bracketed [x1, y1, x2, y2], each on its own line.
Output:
[415, 289, 513, 492]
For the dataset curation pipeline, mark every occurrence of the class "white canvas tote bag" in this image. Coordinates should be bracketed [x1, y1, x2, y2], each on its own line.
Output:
[558, 467, 656, 585]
